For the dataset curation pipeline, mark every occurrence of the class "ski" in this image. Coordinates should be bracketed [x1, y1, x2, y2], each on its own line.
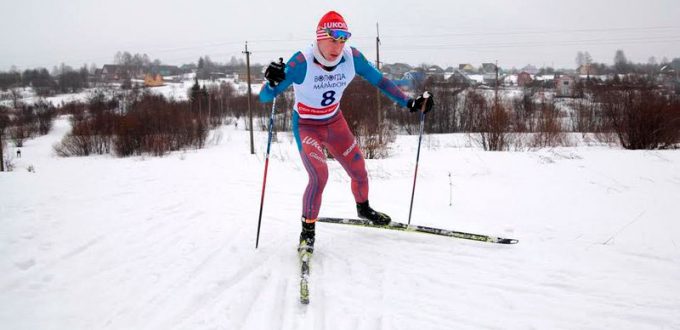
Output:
[317, 217, 519, 244]
[298, 247, 312, 304]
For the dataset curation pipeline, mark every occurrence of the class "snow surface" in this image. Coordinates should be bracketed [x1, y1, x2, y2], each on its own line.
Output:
[2, 117, 680, 330]
[1, 78, 263, 108]
[467, 74, 485, 84]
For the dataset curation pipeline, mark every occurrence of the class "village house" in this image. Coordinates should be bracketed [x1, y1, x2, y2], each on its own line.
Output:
[143, 74, 164, 87]
[458, 64, 475, 73]
[381, 63, 412, 80]
[555, 74, 576, 97]
[447, 69, 475, 86]
[209, 72, 227, 80]
[481, 63, 500, 85]
[659, 65, 679, 94]
[481, 63, 497, 73]
[403, 70, 425, 86]
[425, 65, 445, 77]
[149, 65, 181, 77]
[100, 65, 125, 82]
[517, 71, 533, 87]
[520, 64, 539, 75]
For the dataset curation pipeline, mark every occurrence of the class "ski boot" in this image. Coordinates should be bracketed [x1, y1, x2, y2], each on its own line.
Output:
[356, 201, 391, 225]
[298, 217, 316, 254]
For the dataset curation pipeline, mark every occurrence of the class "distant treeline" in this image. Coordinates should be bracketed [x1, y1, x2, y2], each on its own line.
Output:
[0, 51, 266, 95]
[1, 50, 680, 168]
[0, 65, 91, 96]
[413, 76, 680, 151]
[51, 79, 268, 157]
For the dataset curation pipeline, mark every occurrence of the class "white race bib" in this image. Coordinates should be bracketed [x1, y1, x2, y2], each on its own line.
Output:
[293, 45, 356, 120]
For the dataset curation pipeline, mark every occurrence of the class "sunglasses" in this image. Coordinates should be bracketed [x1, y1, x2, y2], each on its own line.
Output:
[324, 28, 351, 42]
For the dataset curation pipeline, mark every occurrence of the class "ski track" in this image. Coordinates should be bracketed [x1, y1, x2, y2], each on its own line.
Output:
[2, 118, 680, 329]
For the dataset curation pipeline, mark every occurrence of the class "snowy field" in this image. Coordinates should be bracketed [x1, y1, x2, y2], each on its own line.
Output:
[0, 77, 263, 108]
[1, 117, 680, 329]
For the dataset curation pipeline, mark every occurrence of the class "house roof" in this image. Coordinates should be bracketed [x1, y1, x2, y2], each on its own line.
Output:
[481, 63, 497, 72]
[521, 65, 539, 74]
[102, 64, 122, 73]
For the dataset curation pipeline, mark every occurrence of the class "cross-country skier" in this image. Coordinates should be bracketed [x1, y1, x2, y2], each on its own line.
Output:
[259, 11, 434, 253]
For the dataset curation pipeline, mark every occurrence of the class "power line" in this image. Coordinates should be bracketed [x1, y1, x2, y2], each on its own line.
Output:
[53, 25, 680, 64]
[378, 25, 680, 40]
[380, 36, 680, 52]
[5, 24, 680, 69]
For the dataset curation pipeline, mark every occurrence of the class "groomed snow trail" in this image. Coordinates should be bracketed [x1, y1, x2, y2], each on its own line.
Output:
[2, 117, 679, 329]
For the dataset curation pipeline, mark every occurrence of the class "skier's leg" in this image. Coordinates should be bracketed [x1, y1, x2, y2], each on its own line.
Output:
[293, 114, 329, 222]
[299, 136, 328, 221]
[293, 115, 330, 251]
[325, 113, 391, 225]
[324, 114, 368, 203]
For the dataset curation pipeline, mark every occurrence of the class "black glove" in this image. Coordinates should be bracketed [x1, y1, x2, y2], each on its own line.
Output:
[264, 58, 285, 87]
[407, 91, 434, 114]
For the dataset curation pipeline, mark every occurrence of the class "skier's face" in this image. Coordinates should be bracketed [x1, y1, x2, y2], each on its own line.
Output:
[317, 38, 344, 62]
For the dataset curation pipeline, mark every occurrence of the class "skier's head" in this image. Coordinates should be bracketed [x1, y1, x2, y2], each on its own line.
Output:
[316, 11, 350, 42]
[315, 11, 351, 63]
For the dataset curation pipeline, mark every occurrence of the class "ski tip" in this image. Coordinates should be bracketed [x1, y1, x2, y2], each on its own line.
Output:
[300, 298, 310, 304]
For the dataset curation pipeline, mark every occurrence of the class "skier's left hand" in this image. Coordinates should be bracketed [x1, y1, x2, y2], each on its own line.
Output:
[407, 91, 434, 114]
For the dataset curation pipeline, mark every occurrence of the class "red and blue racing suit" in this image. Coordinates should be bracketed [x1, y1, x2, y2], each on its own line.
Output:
[259, 44, 410, 220]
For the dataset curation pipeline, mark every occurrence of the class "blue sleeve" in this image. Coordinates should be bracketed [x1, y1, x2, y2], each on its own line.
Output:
[258, 52, 307, 103]
[352, 47, 410, 108]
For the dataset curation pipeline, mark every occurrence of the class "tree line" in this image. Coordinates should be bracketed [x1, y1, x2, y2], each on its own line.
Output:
[1, 100, 58, 170]
[51, 81, 261, 157]
[2, 49, 679, 169]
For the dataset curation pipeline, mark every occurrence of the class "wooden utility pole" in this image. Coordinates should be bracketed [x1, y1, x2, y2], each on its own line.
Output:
[244, 41, 255, 154]
[0, 113, 6, 172]
[0, 129, 4, 172]
[376, 22, 382, 144]
[494, 60, 499, 106]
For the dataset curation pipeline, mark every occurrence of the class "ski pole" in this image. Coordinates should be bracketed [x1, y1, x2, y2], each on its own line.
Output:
[255, 96, 277, 249]
[449, 172, 453, 206]
[407, 92, 430, 225]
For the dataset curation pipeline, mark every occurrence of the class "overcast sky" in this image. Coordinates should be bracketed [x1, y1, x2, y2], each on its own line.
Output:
[1, 0, 679, 71]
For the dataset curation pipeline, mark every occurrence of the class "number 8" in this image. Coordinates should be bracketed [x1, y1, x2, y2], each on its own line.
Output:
[321, 91, 336, 106]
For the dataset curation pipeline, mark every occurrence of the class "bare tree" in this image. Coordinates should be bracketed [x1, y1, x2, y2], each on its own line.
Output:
[55, 92, 211, 157]
[0, 71, 21, 91]
[571, 98, 601, 133]
[511, 89, 536, 132]
[530, 100, 568, 148]
[342, 79, 394, 158]
[584, 52, 593, 66]
[479, 102, 513, 151]
[576, 51, 585, 68]
[0, 108, 8, 171]
[614, 50, 629, 74]
[10, 88, 22, 109]
[596, 83, 680, 149]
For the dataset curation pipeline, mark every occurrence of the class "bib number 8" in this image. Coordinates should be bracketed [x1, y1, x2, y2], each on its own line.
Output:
[321, 91, 336, 106]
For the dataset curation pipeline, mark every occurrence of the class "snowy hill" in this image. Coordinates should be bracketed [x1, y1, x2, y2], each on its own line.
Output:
[1, 117, 679, 329]
[1, 77, 261, 108]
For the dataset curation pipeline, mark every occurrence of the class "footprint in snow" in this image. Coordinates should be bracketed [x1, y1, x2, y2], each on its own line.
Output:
[15, 258, 36, 271]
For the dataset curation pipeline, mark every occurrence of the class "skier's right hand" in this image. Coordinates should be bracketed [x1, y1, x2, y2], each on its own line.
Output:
[264, 58, 286, 87]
